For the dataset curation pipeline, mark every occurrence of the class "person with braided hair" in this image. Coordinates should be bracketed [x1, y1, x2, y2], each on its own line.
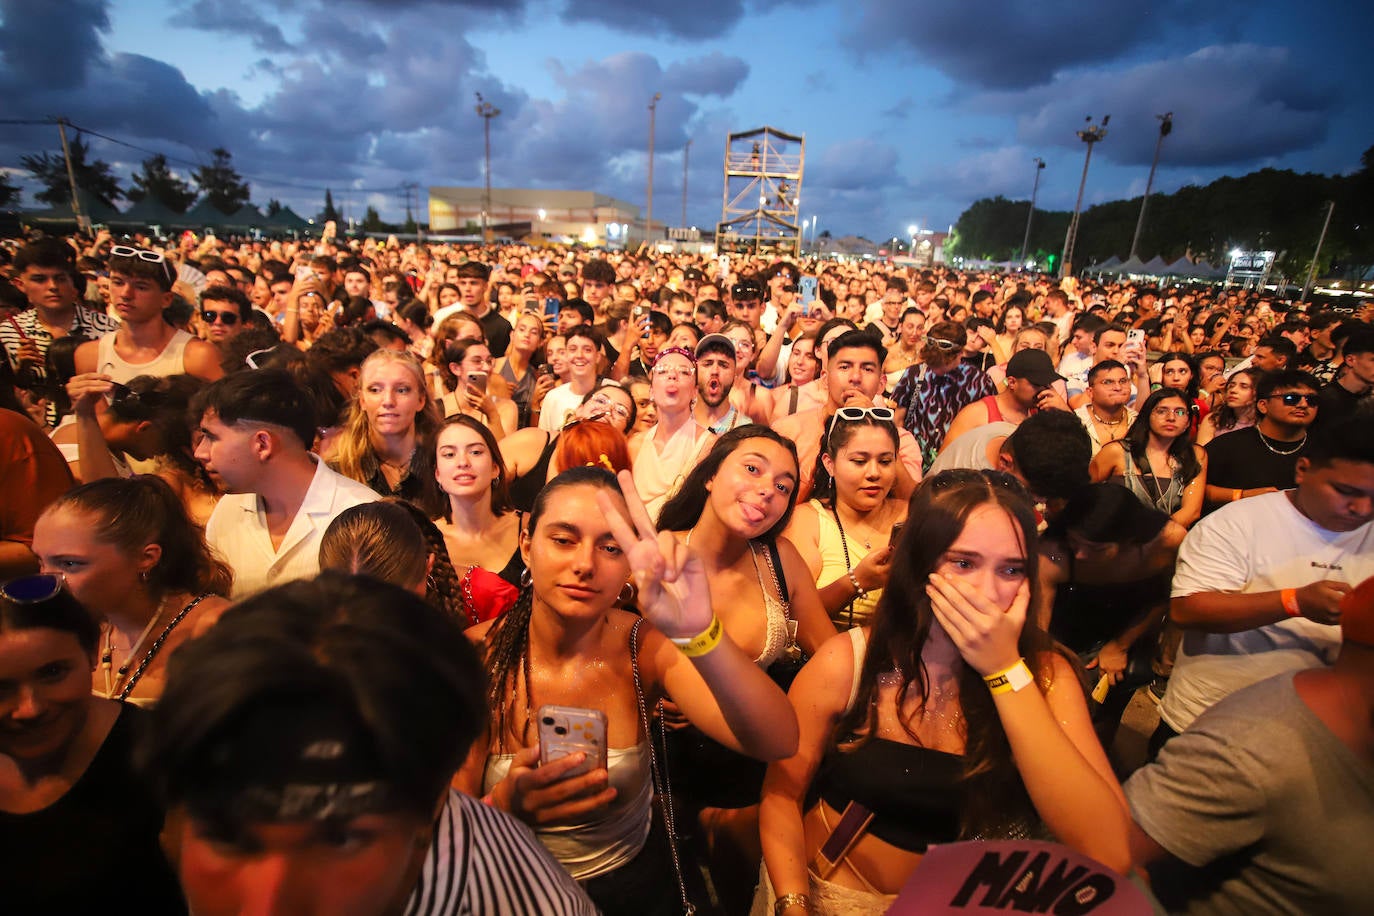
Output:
[454, 466, 798, 915]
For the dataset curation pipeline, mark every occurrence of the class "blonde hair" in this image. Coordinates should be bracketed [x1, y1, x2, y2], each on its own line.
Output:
[331, 350, 442, 495]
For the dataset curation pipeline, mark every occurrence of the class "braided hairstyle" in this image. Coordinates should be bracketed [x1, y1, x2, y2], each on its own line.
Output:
[482, 466, 620, 745]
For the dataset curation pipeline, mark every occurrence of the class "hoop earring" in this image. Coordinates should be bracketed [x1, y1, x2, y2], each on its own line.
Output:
[519, 568, 533, 589]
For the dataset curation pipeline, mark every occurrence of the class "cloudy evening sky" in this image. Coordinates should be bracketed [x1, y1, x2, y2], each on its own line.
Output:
[1, 0, 1370, 240]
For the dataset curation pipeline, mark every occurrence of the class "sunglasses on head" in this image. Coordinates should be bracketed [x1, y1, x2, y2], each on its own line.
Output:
[1267, 392, 1318, 407]
[827, 405, 896, 437]
[1, 573, 65, 604]
[109, 245, 176, 286]
[926, 337, 960, 351]
[201, 309, 239, 326]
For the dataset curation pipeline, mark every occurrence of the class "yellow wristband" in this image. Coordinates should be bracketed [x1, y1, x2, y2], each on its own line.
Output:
[1232, 488, 1242, 502]
[669, 615, 724, 658]
[983, 659, 1034, 695]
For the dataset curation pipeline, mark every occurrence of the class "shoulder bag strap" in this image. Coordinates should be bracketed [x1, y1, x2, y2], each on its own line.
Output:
[630, 619, 696, 915]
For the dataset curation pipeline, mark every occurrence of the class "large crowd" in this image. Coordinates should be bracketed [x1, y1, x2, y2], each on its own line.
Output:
[1, 227, 1372, 915]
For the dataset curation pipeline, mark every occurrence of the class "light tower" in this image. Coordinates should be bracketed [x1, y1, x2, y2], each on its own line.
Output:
[1061, 115, 1108, 278]
[1018, 157, 1045, 267]
[474, 92, 501, 242]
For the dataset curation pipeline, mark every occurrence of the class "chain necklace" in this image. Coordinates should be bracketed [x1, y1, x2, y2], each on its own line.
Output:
[1257, 429, 1307, 456]
[1088, 406, 1128, 429]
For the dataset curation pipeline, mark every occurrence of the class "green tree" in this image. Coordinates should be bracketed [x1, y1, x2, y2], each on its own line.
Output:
[0, 171, 19, 208]
[20, 134, 124, 208]
[126, 154, 196, 213]
[265, 198, 283, 216]
[321, 189, 341, 223]
[192, 148, 251, 214]
[362, 205, 386, 232]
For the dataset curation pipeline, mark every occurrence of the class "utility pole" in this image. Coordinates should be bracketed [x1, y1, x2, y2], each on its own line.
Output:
[682, 138, 691, 229]
[55, 118, 89, 234]
[1301, 200, 1336, 302]
[1061, 115, 1109, 279]
[1018, 157, 1045, 267]
[646, 92, 661, 244]
[1129, 112, 1173, 261]
[474, 92, 500, 243]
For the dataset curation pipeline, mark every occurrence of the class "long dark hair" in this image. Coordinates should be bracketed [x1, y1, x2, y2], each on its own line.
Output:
[482, 467, 621, 745]
[436, 414, 514, 517]
[833, 470, 1059, 838]
[1211, 367, 1260, 432]
[1124, 387, 1202, 484]
[656, 426, 800, 540]
[811, 413, 900, 506]
[1156, 351, 1200, 404]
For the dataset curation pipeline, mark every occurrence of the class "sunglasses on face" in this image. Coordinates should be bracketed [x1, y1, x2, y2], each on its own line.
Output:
[201, 309, 239, 326]
[1267, 393, 1318, 407]
[109, 245, 176, 286]
[1, 572, 65, 604]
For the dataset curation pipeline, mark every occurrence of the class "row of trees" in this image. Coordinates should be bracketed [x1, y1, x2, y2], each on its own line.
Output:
[5, 137, 253, 215]
[1, 136, 406, 230]
[947, 144, 1374, 279]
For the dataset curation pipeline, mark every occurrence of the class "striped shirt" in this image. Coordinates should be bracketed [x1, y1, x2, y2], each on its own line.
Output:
[1, 305, 120, 426]
[404, 790, 598, 916]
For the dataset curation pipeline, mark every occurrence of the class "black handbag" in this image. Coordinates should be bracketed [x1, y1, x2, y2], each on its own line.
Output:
[762, 540, 808, 692]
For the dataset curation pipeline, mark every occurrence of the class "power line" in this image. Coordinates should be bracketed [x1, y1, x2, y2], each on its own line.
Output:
[1, 115, 407, 196]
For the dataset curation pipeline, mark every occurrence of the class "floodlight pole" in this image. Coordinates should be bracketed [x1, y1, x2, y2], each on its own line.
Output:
[1018, 157, 1045, 267]
[55, 117, 90, 234]
[1129, 112, 1173, 261]
[647, 92, 661, 244]
[1061, 114, 1109, 279]
[682, 138, 691, 229]
[1301, 200, 1336, 302]
[475, 93, 501, 243]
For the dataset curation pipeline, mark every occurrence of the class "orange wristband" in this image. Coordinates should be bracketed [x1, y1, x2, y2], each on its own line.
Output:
[1280, 588, 1302, 617]
[1232, 488, 1243, 502]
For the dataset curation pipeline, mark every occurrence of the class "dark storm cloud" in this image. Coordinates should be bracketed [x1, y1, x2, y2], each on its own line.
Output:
[844, 0, 1245, 90]
[561, 0, 749, 40]
[168, 0, 292, 52]
[0, 0, 109, 90]
[994, 45, 1335, 168]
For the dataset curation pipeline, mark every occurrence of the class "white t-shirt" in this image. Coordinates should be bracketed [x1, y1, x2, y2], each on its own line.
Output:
[538, 380, 598, 432]
[1160, 491, 1374, 733]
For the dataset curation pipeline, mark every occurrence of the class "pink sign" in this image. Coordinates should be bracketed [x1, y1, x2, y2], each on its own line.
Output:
[888, 840, 1154, 915]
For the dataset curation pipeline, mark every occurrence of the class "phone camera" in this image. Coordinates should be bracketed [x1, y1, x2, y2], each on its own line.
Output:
[554, 726, 568, 735]
[541, 716, 555, 726]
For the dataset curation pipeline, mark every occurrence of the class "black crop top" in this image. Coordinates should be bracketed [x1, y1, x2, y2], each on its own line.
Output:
[806, 737, 964, 852]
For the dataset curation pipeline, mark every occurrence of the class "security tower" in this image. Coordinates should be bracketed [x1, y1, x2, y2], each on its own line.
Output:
[716, 126, 805, 255]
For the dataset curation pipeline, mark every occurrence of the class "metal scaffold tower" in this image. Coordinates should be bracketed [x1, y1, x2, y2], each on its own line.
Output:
[716, 126, 805, 255]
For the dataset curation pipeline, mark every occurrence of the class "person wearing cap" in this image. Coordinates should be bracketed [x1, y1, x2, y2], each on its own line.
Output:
[630, 346, 715, 518]
[681, 265, 705, 299]
[1154, 414, 1374, 752]
[939, 348, 1070, 454]
[693, 332, 748, 434]
[729, 277, 766, 330]
[760, 262, 799, 335]
[192, 369, 379, 599]
[74, 245, 222, 384]
[1124, 573, 1374, 915]
[139, 572, 596, 916]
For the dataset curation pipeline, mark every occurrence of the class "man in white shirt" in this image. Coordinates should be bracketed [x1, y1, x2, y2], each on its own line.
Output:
[538, 324, 602, 431]
[1153, 417, 1374, 751]
[192, 368, 378, 598]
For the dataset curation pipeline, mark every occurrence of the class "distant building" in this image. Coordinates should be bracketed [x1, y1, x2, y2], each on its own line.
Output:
[428, 187, 644, 247]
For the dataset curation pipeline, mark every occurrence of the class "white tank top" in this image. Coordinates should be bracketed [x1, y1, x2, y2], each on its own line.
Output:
[96, 329, 192, 383]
